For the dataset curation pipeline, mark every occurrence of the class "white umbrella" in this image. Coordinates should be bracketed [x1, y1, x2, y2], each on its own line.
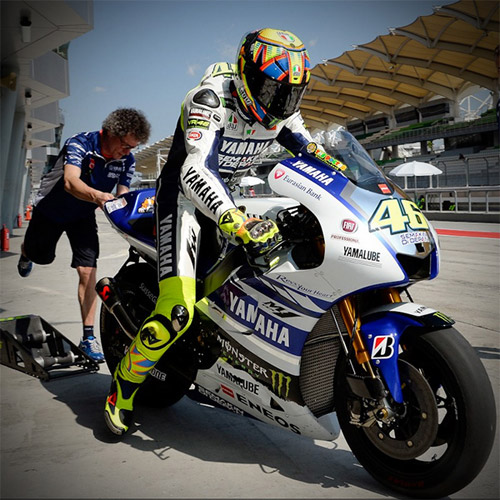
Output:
[239, 176, 265, 187]
[389, 161, 442, 189]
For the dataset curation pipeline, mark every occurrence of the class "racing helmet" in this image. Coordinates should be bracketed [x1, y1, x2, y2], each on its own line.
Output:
[235, 28, 311, 129]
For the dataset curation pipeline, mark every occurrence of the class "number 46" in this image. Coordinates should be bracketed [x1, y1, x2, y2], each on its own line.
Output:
[369, 199, 429, 234]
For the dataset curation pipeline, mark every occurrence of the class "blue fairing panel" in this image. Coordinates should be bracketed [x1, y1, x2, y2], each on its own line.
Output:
[360, 312, 421, 403]
[106, 188, 156, 246]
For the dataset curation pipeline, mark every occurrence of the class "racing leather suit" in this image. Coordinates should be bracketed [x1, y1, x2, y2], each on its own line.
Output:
[112, 62, 313, 407]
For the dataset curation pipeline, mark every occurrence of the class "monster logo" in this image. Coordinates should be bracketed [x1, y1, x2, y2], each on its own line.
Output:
[270, 370, 291, 398]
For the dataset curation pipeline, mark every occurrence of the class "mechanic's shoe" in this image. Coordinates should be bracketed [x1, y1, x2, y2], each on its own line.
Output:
[17, 256, 33, 277]
[104, 370, 141, 436]
[78, 336, 105, 363]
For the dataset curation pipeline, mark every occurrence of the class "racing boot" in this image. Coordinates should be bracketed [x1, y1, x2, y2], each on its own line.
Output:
[104, 276, 195, 435]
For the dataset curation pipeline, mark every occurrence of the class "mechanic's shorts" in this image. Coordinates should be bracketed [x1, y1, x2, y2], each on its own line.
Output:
[23, 207, 99, 268]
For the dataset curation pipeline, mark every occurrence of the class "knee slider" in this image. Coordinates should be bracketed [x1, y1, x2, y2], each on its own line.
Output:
[139, 314, 175, 350]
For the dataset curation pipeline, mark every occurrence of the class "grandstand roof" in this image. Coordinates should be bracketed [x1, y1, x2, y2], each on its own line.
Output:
[301, 0, 499, 130]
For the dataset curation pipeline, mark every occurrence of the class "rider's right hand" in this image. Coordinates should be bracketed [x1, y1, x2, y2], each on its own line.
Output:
[218, 208, 281, 255]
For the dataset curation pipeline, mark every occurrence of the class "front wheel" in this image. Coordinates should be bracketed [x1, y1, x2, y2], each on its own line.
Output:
[335, 327, 496, 498]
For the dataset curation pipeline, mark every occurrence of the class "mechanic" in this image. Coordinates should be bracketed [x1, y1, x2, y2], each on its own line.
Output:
[104, 29, 314, 434]
[18, 108, 151, 362]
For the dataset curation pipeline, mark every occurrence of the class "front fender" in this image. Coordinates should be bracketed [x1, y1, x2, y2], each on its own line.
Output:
[359, 302, 455, 402]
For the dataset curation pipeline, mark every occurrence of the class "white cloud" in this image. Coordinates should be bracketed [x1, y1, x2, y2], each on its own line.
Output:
[93, 86, 107, 93]
[187, 64, 200, 76]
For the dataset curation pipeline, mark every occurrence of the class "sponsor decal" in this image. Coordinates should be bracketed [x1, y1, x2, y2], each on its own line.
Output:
[400, 231, 430, 246]
[183, 166, 223, 215]
[331, 233, 359, 244]
[278, 32, 295, 43]
[187, 130, 202, 141]
[228, 290, 290, 348]
[105, 197, 127, 213]
[305, 142, 347, 172]
[188, 107, 211, 120]
[371, 335, 395, 359]
[89, 158, 95, 170]
[227, 114, 238, 130]
[261, 301, 297, 318]
[217, 364, 260, 395]
[187, 118, 210, 129]
[98, 285, 110, 301]
[217, 335, 269, 378]
[270, 370, 291, 398]
[238, 86, 253, 107]
[138, 196, 155, 213]
[187, 227, 197, 268]
[280, 173, 322, 200]
[220, 384, 235, 398]
[341, 219, 357, 233]
[433, 311, 454, 323]
[150, 367, 166, 382]
[198, 386, 245, 415]
[290, 159, 335, 186]
[220, 138, 272, 156]
[272, 274, 336, 299]
[274, 168, 286, 179]
[139, 282, 157, 304]
[342, 246, 381, 263]
[234, 392, 301, 434]
[378, 183, 391, 194]
[158, 214, 173, 278]
[218, 138, 273, 169]
[246, 129, 256, 136]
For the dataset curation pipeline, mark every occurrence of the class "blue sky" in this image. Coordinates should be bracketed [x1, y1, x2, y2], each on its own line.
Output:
[60, 0, 442, 145]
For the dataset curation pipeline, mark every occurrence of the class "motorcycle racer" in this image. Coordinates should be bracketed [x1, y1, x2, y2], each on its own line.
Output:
[104, 28, 314, 435]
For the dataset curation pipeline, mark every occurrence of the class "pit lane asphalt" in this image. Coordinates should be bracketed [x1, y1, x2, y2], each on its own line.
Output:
[1, 210, 498, 499]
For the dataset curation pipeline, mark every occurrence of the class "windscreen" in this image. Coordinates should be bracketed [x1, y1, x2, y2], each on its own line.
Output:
[312, 127, 391, 193]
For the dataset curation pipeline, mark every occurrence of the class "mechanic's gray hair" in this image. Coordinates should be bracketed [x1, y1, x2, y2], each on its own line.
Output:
[102, 108, 151, 144]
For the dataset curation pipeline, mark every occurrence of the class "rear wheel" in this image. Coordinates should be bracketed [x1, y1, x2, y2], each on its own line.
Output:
[99, 263, 194, 408]
[335, 327, 496, 498]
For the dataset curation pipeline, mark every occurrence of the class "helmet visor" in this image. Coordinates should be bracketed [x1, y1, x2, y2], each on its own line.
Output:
[244, 60, 307, 120]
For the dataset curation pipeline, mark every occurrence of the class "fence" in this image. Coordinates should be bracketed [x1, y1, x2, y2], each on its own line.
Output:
[405, 186, 500, 214]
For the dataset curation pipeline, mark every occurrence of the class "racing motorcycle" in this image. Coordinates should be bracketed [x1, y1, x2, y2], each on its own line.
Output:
[96, 129, 496, 498]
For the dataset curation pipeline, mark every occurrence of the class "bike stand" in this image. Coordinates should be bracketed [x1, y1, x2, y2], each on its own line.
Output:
[0, 315, 100, 381]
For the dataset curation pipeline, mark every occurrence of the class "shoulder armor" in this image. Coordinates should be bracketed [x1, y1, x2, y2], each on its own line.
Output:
[193, 88, 220, 109]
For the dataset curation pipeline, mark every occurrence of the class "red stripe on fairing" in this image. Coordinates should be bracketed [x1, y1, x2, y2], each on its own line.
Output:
[436, 229, 500, 239]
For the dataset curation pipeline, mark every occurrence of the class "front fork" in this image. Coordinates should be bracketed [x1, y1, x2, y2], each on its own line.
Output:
[336, 289, 403, 425]
[338, 287, 401, 371]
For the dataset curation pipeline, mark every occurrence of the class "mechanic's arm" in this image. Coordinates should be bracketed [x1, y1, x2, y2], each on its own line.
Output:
[63, 163, 115, 208]
[116, 184, 129, 197]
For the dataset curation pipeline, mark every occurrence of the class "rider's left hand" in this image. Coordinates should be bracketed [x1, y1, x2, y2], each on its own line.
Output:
[218, 208, 281, 255]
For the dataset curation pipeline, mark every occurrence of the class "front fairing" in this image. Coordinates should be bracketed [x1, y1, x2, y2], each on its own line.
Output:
[267, 136, 440, 302]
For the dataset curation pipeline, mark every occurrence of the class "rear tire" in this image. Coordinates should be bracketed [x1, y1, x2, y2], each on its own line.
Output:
[335, 327, 496, 498]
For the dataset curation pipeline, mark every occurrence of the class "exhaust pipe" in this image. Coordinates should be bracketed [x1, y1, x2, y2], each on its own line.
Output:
[96, 277, 138, 341]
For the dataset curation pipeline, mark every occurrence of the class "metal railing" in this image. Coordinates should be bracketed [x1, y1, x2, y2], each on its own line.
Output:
[405, 186, 500, 214]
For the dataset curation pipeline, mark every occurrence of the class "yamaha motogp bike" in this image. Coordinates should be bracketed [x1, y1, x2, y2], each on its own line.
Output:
[96, 130, 496, 498]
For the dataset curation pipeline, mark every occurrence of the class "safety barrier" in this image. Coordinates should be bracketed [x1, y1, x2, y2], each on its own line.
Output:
[406, 186, 500, 214]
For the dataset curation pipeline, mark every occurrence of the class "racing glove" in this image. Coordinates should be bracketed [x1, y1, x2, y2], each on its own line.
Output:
[218, 208, 281, 255]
